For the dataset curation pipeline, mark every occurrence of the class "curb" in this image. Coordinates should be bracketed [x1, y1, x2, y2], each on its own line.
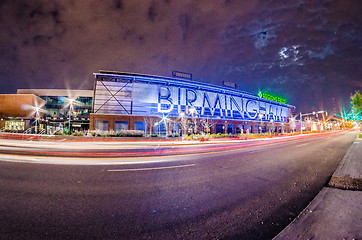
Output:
[273, 132, 362, 240]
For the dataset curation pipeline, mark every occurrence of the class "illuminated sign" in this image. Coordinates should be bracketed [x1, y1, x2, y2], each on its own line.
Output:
[258, 92, 286, 104]
[94, 74, 292, 123]
[5, 120, 25, 131]
[172, 71, 192, 80]
[223, 81, 236, 88]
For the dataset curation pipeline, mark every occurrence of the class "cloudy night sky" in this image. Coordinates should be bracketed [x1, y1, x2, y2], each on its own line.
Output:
[0, 0, 361, 113]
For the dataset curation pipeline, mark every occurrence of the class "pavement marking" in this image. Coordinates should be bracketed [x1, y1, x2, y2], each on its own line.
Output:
[107, 163, 195, 172]
[296, 143, 309, 147]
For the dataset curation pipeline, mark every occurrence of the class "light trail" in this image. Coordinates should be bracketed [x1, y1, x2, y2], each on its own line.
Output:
[107, 164, 195, 172]
[0, 130, 343, 158]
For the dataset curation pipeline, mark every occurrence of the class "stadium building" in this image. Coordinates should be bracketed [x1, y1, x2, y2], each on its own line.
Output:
[90, 71, 295, 135]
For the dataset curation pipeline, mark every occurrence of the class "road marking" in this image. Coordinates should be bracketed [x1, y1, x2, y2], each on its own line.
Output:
[296, 143, 309, 147]
[107, 163, 195, 172]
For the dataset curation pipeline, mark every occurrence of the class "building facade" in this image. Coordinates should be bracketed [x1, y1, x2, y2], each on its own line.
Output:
[90, 71, 294, 135]
[0, 94, 46, 132]
[17, 89, 93, 133]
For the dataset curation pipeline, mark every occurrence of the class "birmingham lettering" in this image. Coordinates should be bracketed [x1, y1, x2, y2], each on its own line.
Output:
[157, 86, 286, 121]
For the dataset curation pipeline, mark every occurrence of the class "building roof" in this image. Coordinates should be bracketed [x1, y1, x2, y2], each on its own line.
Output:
[17, 89, 93, 98]
[95, 70, 295, 109]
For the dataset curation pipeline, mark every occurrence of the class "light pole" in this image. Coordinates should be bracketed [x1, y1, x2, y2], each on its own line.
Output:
[68, 99, 75, 135]
[34, 107, 40, 134]
[300, 110, 326, 134]
[300, 112, 303, 134]
[259, 113, 264, 134]
[179, 112, 185, 136]
[290, 117, 296, 133]
[189, 107, 197, 134]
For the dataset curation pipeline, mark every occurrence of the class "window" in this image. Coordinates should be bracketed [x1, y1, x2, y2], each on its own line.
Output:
[227, 124, 234, 134]
[95, 121, 108, 131]
[115, 121, 128, 131]
[135, 122, 146, 132]
[216, 124, 223, 134]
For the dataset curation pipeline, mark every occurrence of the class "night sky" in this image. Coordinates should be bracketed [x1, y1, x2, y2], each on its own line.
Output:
[0, 0, 361, 113]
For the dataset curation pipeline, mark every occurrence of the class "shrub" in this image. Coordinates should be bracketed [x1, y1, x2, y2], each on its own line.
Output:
[116, 130, 144, 137]
[72, 131, 84, 136]
[167, 134, 180, 137]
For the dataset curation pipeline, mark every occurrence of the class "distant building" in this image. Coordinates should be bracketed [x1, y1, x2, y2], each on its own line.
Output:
[17, 89, 93, 132]
[0, 94, 45, 132]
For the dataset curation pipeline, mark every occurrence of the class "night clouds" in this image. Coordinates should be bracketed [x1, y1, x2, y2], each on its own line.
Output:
[0, 0, 361, 112]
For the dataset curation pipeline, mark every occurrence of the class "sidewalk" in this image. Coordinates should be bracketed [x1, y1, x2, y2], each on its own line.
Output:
[274, 134, 362, 239]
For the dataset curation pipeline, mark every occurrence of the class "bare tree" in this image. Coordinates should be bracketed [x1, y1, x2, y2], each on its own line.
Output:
[201, 118, 213, 134]
[178, 113, 188, 136]
[223, 121, 228, 134]
[143, 116, 156, 135]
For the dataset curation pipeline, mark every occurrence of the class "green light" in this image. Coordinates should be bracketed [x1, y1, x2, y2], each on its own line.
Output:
[258, 92, 286, 104]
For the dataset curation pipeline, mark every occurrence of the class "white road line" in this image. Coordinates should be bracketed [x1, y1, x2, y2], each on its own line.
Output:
[296, 143, 309, 147]
[107, 163, 195, 172]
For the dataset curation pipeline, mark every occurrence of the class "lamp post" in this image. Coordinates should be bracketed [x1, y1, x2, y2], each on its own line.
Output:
[189, 107, 197, 134]
[68, 99, 75, 135]
[300, 112, 303, 134]
[259, 113, 264, 134]
[179, 112, 185, 136]
[300, 110, 326, 134]
[290, 117, 296, 133]
[34, 107, 40, 134]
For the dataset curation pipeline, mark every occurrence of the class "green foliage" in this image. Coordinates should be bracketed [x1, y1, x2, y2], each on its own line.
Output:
[167, 134, 180, 137]
[72, 131, 84, 136]
[90, 130, 144, 137]
[351, 91, 362, 117]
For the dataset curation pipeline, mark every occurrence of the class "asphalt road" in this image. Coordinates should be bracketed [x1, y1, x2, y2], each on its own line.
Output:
[0, 131, 357, 239]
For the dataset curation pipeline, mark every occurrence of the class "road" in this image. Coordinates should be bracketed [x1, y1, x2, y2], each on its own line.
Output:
[0, 131, 357, 239]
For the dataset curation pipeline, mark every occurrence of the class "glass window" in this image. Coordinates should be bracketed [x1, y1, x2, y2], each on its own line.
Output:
[227, 124, 234, 134]
[216, 124, 223, 134]
[95, 121, 108, 132]
[135, 122, 146, 132]
[115, 121, 128, 131]
[236, 125, 244, 134]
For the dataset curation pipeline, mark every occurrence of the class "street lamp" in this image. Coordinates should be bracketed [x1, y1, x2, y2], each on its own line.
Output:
[270, 119, 274, 134]
[67, 99, 75, 135]
[300, 110, 326, 134]
[189, 107, 197, 134]
[179, 112, 185, 136]
[259, 113, 264, 134]
[34, 107, 40, 134]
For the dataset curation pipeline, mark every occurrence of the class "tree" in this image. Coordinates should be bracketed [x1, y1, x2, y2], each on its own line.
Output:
[143, 116, 156, 135]
[351, 91, 362, 119]
[201, 118, 213, 134]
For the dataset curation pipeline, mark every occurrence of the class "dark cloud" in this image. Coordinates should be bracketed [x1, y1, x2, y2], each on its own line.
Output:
[0, 0, 361, 113]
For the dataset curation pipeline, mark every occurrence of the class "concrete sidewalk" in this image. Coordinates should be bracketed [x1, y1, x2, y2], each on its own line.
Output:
[274, 135, 362, 240]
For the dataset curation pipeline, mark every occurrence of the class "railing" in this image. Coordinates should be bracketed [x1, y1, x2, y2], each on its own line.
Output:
[49, 129, 61, 135]
[23, 127, 34, 135]
[38, 129, 46, 135]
